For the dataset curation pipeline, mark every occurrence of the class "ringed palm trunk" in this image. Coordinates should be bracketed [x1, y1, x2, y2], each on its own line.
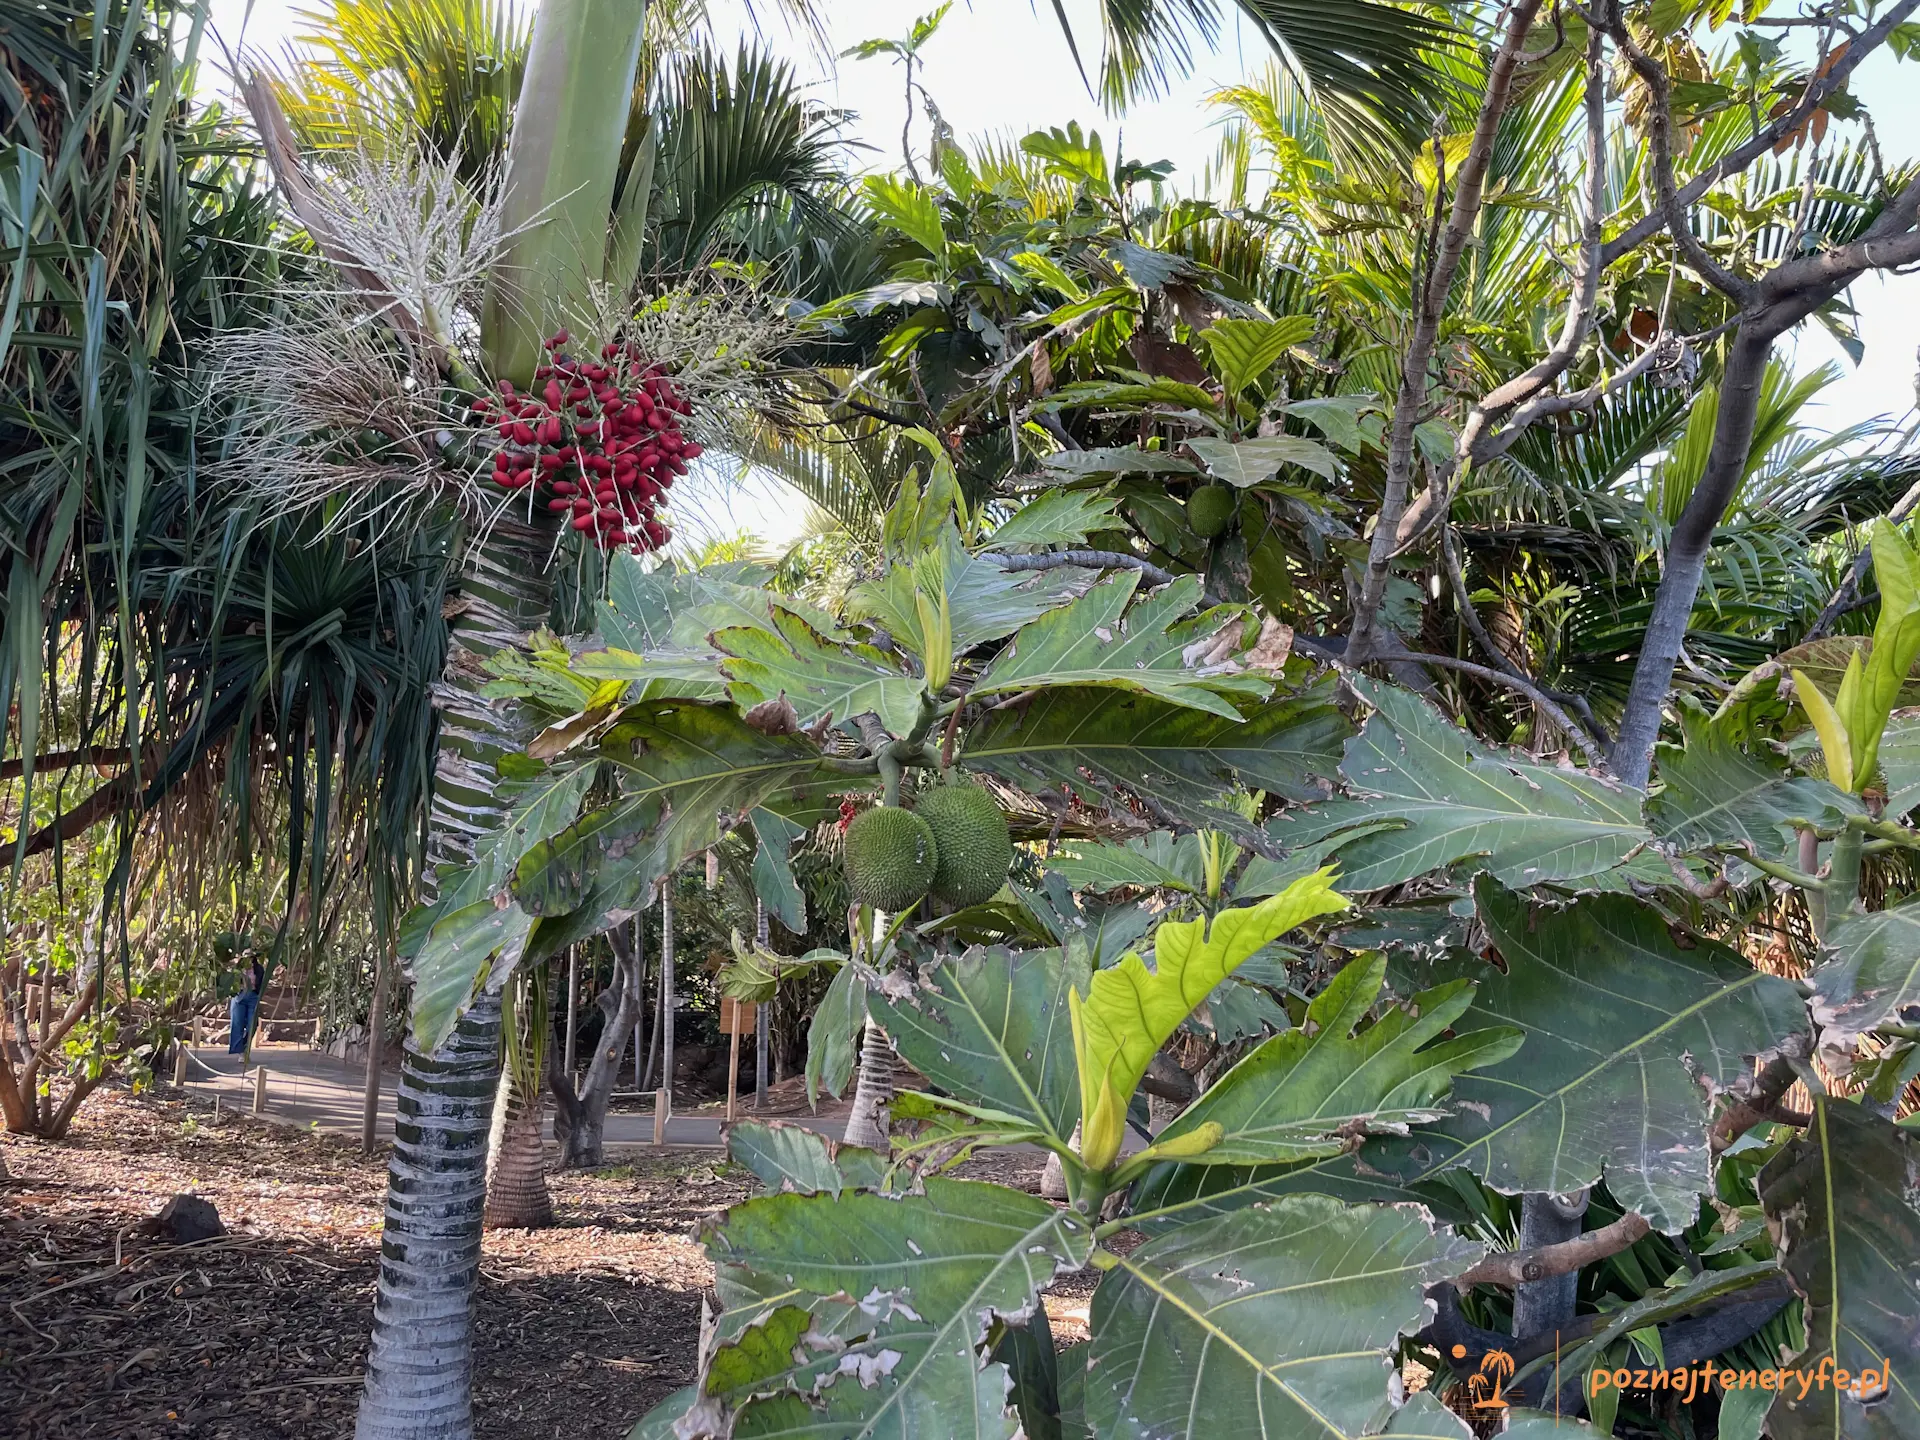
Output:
[358, 515, 557, 1439]
[842, 1020, 896, 1149]
[483, 1069, 555, 1228]
[354, 0, 651, 1432]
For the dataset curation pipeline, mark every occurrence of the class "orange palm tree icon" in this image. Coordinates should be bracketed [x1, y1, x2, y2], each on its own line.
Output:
[1468, 1349, 1515, 1409]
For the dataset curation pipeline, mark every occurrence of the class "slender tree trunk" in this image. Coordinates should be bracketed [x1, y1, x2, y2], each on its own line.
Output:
[552, 919, 644, 1168]
[482, 1067, 554, 1229]
[358, 514, 555, 1440]
[659, 884, 675, 1102]
[1610, 329, 1773, 787]
[361, 948, 386, 1155]
[842, 1020, 896, 1149]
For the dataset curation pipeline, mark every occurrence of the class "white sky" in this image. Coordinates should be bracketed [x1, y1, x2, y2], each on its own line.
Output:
[205, 0, 1920, 550]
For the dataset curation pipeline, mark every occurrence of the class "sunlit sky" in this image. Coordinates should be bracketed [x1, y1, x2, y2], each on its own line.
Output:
[204, 0, 1920, 552]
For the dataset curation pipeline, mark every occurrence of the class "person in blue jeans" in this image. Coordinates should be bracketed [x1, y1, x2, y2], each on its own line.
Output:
[228, 958, 265, 1054]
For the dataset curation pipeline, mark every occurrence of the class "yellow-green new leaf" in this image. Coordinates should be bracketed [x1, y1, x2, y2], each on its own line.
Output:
[1794, 666, 1856, 793]
[1849, 518, 1920, 788]
[1069, 871, 1348, 1168]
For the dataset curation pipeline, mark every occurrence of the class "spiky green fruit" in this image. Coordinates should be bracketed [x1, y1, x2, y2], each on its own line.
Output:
[916, 783, 1014, 908]
[1186, 485, 1235, 538]
[843, 805, 939, 911]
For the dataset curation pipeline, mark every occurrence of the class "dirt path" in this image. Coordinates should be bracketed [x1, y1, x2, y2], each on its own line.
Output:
[0, 1085, 1063, 1439]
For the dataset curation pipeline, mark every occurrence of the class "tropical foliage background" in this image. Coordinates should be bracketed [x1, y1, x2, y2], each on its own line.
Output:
[5, 0, 1920, 1437]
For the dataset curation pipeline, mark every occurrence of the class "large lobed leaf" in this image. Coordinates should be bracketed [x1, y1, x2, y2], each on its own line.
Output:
[1070, 873, 1348, 1167]
[1402, 878, 1809, 1231]
[1153, 953, 1522, 1167]
[509, 702, 823, 950]
[874, 945, 1088, 1151]
[665, 1177, 1094, 1440]
[1085, 1194, 1482, 1440]
[1809, 899, 1920, 1044]
[1759, 1099, 1920, 1440]
[851, 525, 1081, 653]
[717, 605, 927, 738]
[968, 572, 1272, 719]
[1273, 682, 1650, 891]
[1647, 701, 1860, 864]
[962, 684, 1349, 841]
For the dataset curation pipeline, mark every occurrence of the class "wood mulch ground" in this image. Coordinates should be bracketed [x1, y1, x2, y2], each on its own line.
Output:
[0, 1084, 1079, 1439]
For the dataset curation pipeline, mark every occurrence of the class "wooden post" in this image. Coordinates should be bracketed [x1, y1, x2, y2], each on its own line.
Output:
[361, 948, 386, 1155]
[660, 884, 675, 1110]
[652, 1087, 667, 1146]
[720, 998, 755, 1124]
[252, 1064, 267, 1115]
[754, 900, 770, 1110]
[726, 1026, 742, 1122]
[173, 1033, 188, 1086]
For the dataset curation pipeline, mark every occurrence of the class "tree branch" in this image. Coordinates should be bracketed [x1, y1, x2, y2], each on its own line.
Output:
[1454, 1211, 1651, 1290]
[1345, 0, 1544, 665]
[1378, 644, 1609, 766]
[1599, 0, 1920, 267]
[0, 747, 133, 782]
[1709, 1032, 1813, 1154]
[1803, 469, 1920, 641]
[984, 549, 1179, 588]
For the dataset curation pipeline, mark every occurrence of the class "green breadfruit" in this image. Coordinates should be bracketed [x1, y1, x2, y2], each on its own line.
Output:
[1186, 485, 1236, 538]
[843, 805, 939, 911]
[916, 783, 1015, 907]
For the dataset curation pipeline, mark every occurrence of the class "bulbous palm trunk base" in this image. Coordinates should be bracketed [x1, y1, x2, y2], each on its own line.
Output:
[483, 1070, 554, 1230]
[1040, 1122, 1080, 1202]
[356, 990, 502, 1440]
[842, 1021, 896, 1150]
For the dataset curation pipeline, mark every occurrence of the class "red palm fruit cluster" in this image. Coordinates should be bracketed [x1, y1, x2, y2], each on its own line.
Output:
[472, 328, 701, 551]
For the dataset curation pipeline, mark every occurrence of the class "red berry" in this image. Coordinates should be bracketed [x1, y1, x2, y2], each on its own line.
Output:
[681, 442, 703, 460]
[571, 514, 595, 531]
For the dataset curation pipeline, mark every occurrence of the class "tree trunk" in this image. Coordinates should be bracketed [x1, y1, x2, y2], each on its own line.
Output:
[482, 1067, 553, 1229]
[361, 948, 386, 1155]
[1610, 327, 1774, 788]
[754, 900, 769, 1109]
[356, 990, 503, 1440]
[842, 1020, 896, 1150]
[358, 512, 556, 1440]
[551, 918, 644, 1169]
[659, 883, 675, 1102]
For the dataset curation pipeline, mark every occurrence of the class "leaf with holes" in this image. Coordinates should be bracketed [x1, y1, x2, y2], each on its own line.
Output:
[1759, 1099, 1920, 1440]
[872, 945, 1088, 1151]
[1403, 877, 1808, 1231]
[1085, 1194, 1481, 1439]
[677, 1178, 1094, 1440]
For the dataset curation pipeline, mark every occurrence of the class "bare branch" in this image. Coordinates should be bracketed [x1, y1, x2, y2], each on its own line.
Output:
[1601, 0, 1920, 266]
[1345, 0, 1545, 665]
[1709, 1033, 1813, 1154]
[1454, 1212, 1651, 1290]
[1606, 10, 1755, 301]
[984, 549, 1179, 588]
[1803, 470, 1920, 641]
[1438, 526, 1612, 756]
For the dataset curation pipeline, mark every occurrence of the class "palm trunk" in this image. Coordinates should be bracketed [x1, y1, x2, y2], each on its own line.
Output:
[842, 1020, 896, 1149]
[357, 989, 503, 1440]
[358, 513, 555, 1440]
[482, 1067, 554, 1229]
